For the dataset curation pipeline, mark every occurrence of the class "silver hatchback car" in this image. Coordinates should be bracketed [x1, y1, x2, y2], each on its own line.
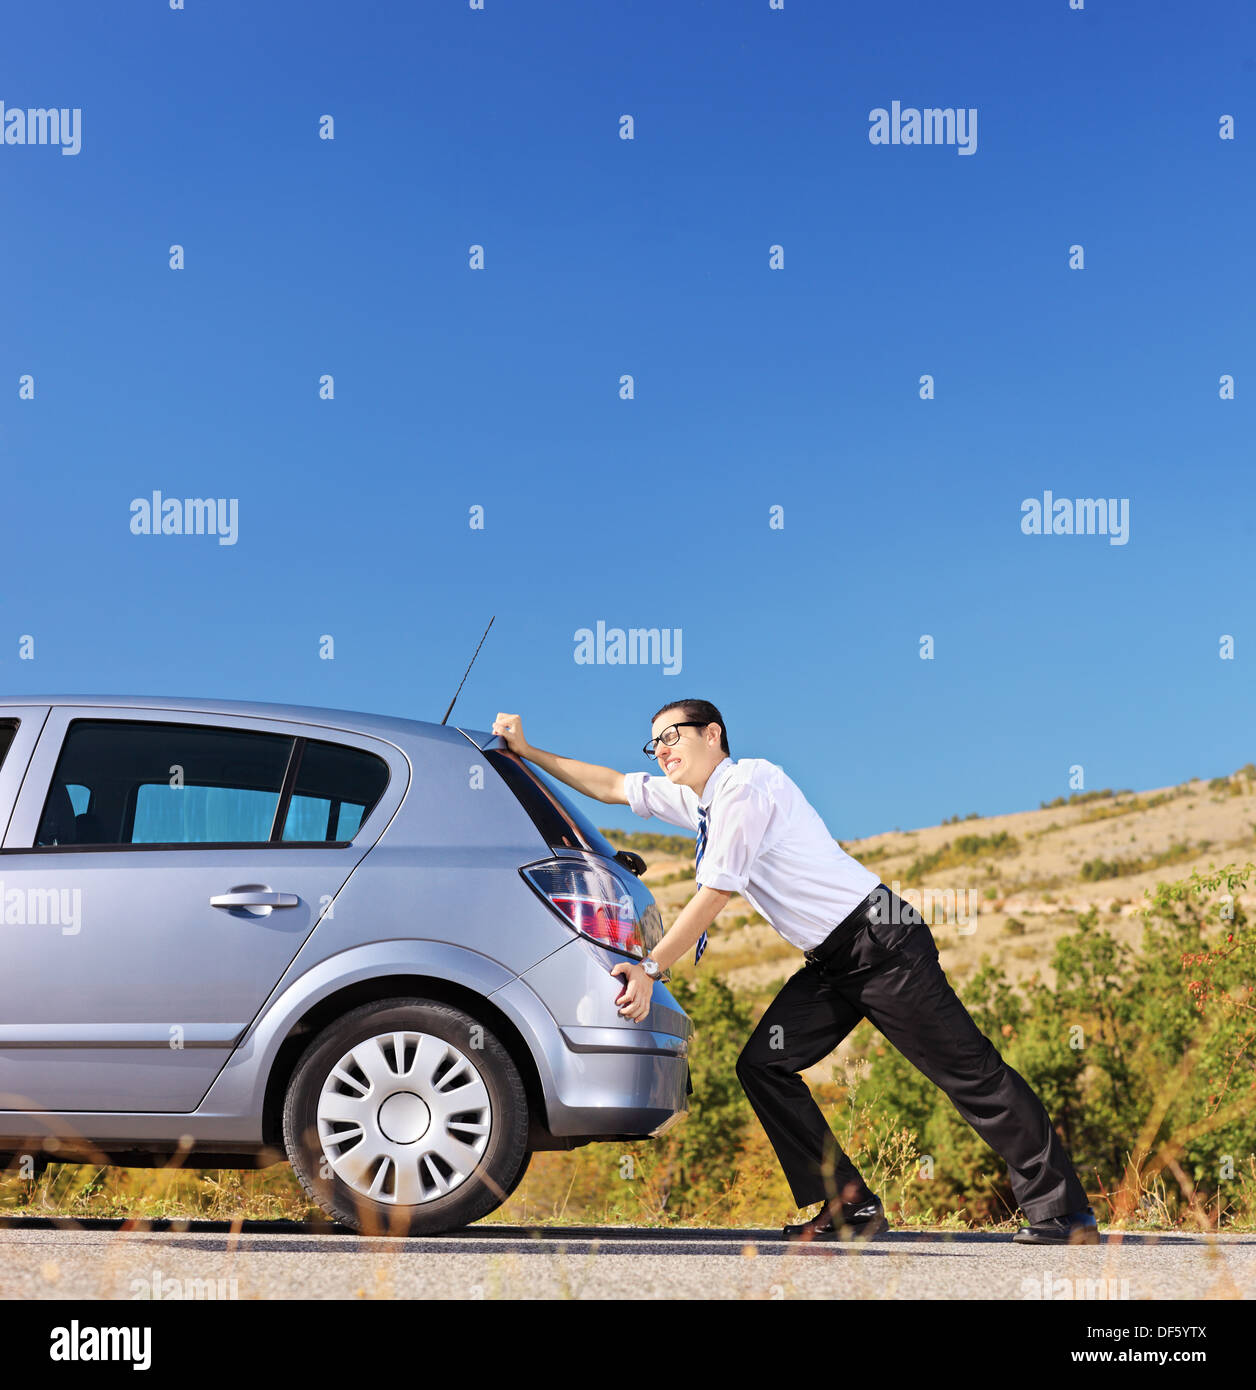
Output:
[0, 696, 692, 1234]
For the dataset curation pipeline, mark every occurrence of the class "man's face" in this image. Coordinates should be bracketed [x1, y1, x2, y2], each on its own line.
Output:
[650, 708, 725, 792]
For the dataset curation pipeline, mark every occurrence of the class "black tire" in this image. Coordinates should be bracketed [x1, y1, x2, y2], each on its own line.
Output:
[283, 997, 529, 1236]
[501, 1145, 532, 1204]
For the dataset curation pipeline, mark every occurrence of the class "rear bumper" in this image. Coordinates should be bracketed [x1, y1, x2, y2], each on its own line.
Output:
[490, 957, 691, 1140]
[541, 1044, 691, 1139]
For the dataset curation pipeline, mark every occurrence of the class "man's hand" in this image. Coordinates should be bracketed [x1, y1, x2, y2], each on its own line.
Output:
[492, 712, 530, 756]
[488, 715, 627, 803]
[610, 961, 653, 1022]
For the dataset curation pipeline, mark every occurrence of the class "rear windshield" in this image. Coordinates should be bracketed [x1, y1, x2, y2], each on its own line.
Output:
[485, 749, 620, 859]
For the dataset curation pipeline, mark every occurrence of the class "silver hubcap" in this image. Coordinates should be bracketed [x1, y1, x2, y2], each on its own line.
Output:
[317, 1031, 492, 1205]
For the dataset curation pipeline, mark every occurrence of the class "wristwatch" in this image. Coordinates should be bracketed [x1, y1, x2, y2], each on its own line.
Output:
[640, 956, 663, 980]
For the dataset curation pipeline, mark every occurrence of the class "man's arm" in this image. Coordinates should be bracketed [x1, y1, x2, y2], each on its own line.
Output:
[650, 886, 733, 971]
[491, 712, 627, 804]
[611, 885, 733, 1021]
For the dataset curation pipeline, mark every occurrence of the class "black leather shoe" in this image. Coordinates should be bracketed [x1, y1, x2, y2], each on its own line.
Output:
[783, 1194, 889, 1242]
[1013, 1205, 1101, 1245]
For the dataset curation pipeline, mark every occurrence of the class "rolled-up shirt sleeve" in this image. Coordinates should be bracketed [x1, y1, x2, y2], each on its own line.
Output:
[696, 783, 775, 893]
[622, 770, 698, 830]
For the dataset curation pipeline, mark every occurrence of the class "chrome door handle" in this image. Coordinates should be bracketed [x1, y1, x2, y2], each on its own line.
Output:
[210, 888, 299, 913]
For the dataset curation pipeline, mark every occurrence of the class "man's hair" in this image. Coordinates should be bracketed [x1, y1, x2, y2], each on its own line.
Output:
[649, 698, 731, 756]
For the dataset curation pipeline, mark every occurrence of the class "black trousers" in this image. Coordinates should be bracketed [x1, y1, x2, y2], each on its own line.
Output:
[734, 885, 1089, 1222]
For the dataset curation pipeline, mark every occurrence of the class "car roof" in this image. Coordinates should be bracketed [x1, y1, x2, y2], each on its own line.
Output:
[0, 694, 497, 748]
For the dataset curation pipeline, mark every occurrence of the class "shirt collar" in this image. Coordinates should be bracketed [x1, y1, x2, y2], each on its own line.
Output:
[698, 755, 735, 810]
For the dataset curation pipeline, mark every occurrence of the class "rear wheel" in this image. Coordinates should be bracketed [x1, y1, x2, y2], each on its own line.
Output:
[283, 997, 529, 1236]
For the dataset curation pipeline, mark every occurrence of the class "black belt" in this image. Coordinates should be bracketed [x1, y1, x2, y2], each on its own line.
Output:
[803, 884, 888, 968]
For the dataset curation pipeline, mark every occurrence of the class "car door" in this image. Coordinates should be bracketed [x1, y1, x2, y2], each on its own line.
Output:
[0, 706, 408, 1113]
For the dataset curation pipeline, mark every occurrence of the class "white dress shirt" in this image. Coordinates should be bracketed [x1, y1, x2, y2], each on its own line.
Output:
[623, 754, 882, 952]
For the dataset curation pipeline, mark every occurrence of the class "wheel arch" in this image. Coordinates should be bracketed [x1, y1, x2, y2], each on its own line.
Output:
[260, 974, 552, 1152]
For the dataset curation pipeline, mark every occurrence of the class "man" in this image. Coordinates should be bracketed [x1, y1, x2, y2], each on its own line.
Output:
[490, 700, 1099, 1244]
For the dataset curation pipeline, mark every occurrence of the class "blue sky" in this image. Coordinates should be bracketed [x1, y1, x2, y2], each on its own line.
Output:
[2, 2, 1252, 840]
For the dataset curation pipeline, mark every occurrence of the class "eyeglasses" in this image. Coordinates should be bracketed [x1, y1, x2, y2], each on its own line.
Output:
[643, 722, 709, 760]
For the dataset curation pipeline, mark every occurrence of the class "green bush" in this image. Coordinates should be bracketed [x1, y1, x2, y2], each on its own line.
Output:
[905, 831, 1017, 882]
[1082, 857, 1124, 881]
[597, 827, 694, 857]
[851, 862, 1256, 1224]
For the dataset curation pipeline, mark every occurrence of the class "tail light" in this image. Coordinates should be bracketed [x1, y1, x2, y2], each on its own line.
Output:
[521, 857, 659, 958]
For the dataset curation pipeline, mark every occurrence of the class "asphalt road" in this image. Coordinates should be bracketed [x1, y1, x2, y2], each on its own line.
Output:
[0, 1219, 1251, 1300]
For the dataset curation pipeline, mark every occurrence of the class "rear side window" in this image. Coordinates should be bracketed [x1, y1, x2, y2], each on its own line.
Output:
[281, 739, 391, 842]
[33, 720, 390, 848]
[0, 722, 16, 772]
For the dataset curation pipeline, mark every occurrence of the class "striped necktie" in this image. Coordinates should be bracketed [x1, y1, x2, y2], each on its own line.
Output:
[693, 805, 709, 965]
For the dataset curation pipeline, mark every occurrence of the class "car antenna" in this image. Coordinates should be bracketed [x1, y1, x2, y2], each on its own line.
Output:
[440, 615, 496, 726]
